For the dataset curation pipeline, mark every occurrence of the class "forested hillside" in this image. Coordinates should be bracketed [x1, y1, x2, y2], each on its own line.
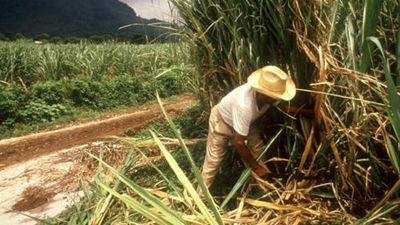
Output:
[0, 0, 164, 37]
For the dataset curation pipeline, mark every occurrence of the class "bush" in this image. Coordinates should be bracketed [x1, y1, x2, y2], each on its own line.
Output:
[151, 73, 186, 98]
[88, 34, 113, 43]
[0, 83, 27, 125]
[108, 75, 143, 106]
[140, 80, 157, 100]
[32, 81, 66, 105]
[34, 33, 51, 41]
[0, 118, 16, 133]
[68, 75, 162, 109]
[49, 36, 63, 44]
[68, 78, 110, 109]
[21, 99, 67, 124]
[64, 36, 81, 44]
[14, 33, 25, 40]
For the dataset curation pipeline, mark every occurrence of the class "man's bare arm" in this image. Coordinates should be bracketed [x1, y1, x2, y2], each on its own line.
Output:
[284, 105, 314, 118]
[233, 132, 269, 177]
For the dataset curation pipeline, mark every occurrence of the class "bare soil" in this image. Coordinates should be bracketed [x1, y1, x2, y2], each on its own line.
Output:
[0, 95, 195, 225]
[0, 96, 194, 169]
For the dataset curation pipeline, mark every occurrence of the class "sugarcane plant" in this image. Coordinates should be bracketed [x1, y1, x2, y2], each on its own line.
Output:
[82, 0, 399, 224]
[168, 0, 400, 222]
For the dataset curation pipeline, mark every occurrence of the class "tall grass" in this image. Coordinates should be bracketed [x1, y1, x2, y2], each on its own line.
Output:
[75, 95, 347, 224]
[169, 0, 399, 222]
[37, 0, 399, 223]
[77, 97, 342, 224]
[170, 0, 314, 106]
[0, 40, 191, 86]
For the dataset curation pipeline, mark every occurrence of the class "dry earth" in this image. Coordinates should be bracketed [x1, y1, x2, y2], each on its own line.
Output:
[0, 96, 195, 225]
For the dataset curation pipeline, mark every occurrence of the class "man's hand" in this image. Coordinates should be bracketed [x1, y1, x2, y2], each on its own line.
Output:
[234, 132, 269, 177]
[284, 105, 315, 119]
[300, 108, 315, 119]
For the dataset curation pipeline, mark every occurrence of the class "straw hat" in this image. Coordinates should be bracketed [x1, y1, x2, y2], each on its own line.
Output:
[247, 65, 296, 101]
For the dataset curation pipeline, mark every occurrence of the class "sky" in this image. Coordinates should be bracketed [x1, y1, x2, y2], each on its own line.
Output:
[119, 0, 175, 22]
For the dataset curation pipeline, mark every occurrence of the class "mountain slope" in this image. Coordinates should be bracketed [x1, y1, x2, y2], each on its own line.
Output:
[0, 0, 163, 37]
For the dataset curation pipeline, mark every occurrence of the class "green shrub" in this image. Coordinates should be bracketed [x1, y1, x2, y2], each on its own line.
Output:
[68, 74, 181, 109]
[21, 99, 68, 124]
[49, 36, 63, 44]
[88, 34, 113, 43]
[108, 75, 143, 106]
[0, 82, 27, 125]
[152, 73, 186, 98]
[32, 81, 66, 105]
[14, 33, 25, 40]
[140, 80, 157, 100]
[68, 78, 109, 109]
[0, 118, 16, 132]
[64, 36, 81, 44]
[34, 33, 51, 41]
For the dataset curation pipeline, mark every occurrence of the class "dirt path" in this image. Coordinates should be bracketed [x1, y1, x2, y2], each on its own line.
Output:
[0, 95, 196, 225]
[0, 95, 195, 169]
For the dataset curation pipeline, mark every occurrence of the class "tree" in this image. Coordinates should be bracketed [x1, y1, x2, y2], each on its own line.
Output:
[34, 33, 51, 41]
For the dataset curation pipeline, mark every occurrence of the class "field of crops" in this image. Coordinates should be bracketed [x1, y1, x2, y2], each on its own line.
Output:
[1, 0, 399, 224]
[46, 0, 398, 224]
[0, 41, 193, 136]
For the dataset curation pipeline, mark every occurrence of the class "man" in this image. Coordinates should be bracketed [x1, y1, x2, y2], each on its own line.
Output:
[200, 65, 299, 190]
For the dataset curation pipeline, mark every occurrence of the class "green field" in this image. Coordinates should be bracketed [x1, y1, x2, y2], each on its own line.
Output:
[0, 41, 193, 137]
[1, 0, 400, 224]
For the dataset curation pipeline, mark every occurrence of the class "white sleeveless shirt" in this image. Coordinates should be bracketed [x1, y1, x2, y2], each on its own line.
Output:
[218, 83, 270, 136]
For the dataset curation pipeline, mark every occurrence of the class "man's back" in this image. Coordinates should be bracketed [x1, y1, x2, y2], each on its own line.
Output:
[219, 83, 270, 136]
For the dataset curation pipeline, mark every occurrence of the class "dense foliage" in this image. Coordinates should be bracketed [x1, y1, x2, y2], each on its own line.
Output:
[167, 0, 399, 223]
[0, 0, 165, 37]
[0, 41, 191, 135]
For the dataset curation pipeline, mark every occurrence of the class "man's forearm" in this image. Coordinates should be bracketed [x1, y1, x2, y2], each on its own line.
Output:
[285, 105, 314, 118]
[236, 146, 261, 169]
[234, 132, 269, 177]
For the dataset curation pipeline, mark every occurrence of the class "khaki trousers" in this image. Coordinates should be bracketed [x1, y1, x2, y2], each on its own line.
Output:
[200, 104, 263, 189]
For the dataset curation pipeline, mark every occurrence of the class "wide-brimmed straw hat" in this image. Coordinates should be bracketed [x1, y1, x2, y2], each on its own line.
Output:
[247, 65, 296, 101]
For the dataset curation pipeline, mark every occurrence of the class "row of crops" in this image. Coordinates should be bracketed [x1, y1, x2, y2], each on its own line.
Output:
[0, 41, 193, 135]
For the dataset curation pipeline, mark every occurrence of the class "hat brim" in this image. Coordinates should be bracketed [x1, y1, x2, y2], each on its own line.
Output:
[247, 69, 296, 101]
